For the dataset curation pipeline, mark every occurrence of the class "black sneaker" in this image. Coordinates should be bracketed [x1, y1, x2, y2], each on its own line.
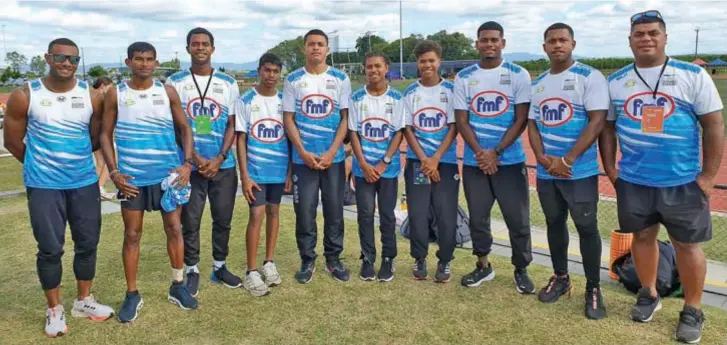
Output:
[295, 260, 316, 284]
[434, 261, 451, 283]
[514, 268, 536, 294]
[675, 305, 705, 344]
[326, 260, 350, 282]
[210, 265, 242, 288]
[461, 261, 495, 287]
[630, 287, 662, 322]
[413, 259, 428, 280]
[538, 275, 572, 303]
[359, 259, 375, 281]
[185, 272, 199, 297]
[377, 257, 395, 282]
[585, 286, 607, 320]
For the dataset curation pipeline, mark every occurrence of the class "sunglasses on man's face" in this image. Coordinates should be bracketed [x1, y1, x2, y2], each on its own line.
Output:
[49, 54, 81, 65]
[630, 10, 663, 24]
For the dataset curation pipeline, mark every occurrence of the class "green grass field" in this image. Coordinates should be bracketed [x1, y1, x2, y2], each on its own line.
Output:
[0, 85, 14, 93]
[1, 200, 726, 345]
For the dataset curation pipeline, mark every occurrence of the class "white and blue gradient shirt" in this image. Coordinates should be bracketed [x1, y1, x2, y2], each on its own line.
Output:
[403, 79, 457, 165]
[24, 78, 97, 189]
[167, 70, 239, 170]
[529, 62, 610, 180]
[282, 66, 351, 165]
[453, 61, 531, 166]
[115, 80, 181, 187]
[348, 86, 405, 179]
[234, 88, 289, 184]
[607, 58, 724, 188]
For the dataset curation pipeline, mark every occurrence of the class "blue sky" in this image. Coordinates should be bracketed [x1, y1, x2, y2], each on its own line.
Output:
[1, 0, 726, 67]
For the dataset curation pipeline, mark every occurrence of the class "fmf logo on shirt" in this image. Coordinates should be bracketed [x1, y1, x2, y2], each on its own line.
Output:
[539, 98, 573, 127]
[624, 91, 675, 121]
[361, 117, 392, 142]
[301, 94, 333, 119]
[251, 119, 285, 143]
[186, 97, 222, 121]
[413, 107, 447, 132]
[470, 91, 510, 117]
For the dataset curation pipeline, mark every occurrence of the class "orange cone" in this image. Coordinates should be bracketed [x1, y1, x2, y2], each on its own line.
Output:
[609, 230, 633, 280]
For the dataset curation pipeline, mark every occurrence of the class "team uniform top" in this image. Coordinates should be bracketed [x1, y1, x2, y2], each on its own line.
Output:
[403, 79, 457, 165]
[348, 86, 405, 179]
[115, 80, 181, 187]
[167, 69, 240, 170]
[453, 61, 531, 166]
[234, 88, 289, 184]
[529, 62, 610, 180]
[24, 78, 97, 189]
[607, 58, 724, 187]
[282, 66, 351, 165]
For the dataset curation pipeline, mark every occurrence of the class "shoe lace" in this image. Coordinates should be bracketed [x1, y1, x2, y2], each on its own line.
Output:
[589, 288, 600, 310]
[440, 263, 450, 274]
[545, 275, 557, 293]
[680, 308, 702, 327]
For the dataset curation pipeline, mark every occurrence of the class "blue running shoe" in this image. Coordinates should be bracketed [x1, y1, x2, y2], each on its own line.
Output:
[118, 291, 144, 323]
[168, 282, 198, 310]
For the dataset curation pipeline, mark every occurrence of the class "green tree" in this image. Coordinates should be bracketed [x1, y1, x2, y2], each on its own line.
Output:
[29, 55, 46, 76]
[160, 58, 181, 70]
[380, 34, 423, 64]
[426, 30, 477, 60]
[355, 34, 388, 58]
[267, 36, 305, 71]
[5, 51, 27, 73]
[88, 65, 108, 78]
[1, 67, 22, 83]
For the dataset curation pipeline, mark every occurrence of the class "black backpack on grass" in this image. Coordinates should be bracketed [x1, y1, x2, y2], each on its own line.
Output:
[612, 240, 682, 298]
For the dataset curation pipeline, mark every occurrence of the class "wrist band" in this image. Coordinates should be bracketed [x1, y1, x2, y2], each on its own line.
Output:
[109, 169, 119, 178]
[561, 157, 572, 168]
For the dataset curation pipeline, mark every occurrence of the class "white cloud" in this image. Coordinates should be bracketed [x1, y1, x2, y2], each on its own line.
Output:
[0, 1, 133, 32]
[1, 0, 726, 66]
[193, 22, 247, 30]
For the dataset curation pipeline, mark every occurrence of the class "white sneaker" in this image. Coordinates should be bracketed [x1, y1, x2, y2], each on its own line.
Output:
[71, 295, 115, 321]
[243, 271, 270, 297]
[45, 305, 68, 338]
[262, 261, 282, 286]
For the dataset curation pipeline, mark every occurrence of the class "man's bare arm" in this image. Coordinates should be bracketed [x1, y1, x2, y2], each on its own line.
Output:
[497, 103, 529, 150]
[3, 86, 30, 163]
[455, 109, 481, 152]
[698, 110, 725, 180]
[100, 86, 119, 172]
[89, 88, 104, 152]
[563, 110, 606, 164]
[166, 85, 194, 162]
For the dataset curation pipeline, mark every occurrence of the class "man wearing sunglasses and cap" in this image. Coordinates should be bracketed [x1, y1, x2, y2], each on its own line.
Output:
[600, 10, 724, 343]
[2, 38, 115, 337]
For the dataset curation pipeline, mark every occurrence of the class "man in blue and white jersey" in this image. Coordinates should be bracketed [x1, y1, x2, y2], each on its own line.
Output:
[454, 21, 534, 293]
[167, 27, 242, 296]
[402, 40, 459, 283]
[3, 38, 114, 337]
[528, 23, 609, 319]
[100, 42, 198, 323]
[235, 53, 291, 296]
[600, 11, 724, 343]
[283, 29, 352, 283]
[348, 52, 404, 282]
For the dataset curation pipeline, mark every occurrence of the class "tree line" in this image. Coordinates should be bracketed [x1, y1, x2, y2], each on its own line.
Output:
[267, 31, 727, 73]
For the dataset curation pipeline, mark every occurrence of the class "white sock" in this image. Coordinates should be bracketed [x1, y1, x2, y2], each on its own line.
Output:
[171, 268, 184, 282]
[185, 264, 199, 274]
[213, 260, 225, 271]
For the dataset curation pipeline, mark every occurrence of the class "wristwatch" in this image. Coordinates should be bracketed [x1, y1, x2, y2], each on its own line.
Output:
[494, 145, 505, 156]
[382, 156, 392, 165]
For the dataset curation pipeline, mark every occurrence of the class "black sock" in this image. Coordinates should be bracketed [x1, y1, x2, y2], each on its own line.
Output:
[126, 290, 139, 295]
[246, 269, 258, 276]
[263, 260, 273, 265]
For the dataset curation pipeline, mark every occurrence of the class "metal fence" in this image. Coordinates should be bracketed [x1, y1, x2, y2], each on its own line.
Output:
[393, 148, 727, 264]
